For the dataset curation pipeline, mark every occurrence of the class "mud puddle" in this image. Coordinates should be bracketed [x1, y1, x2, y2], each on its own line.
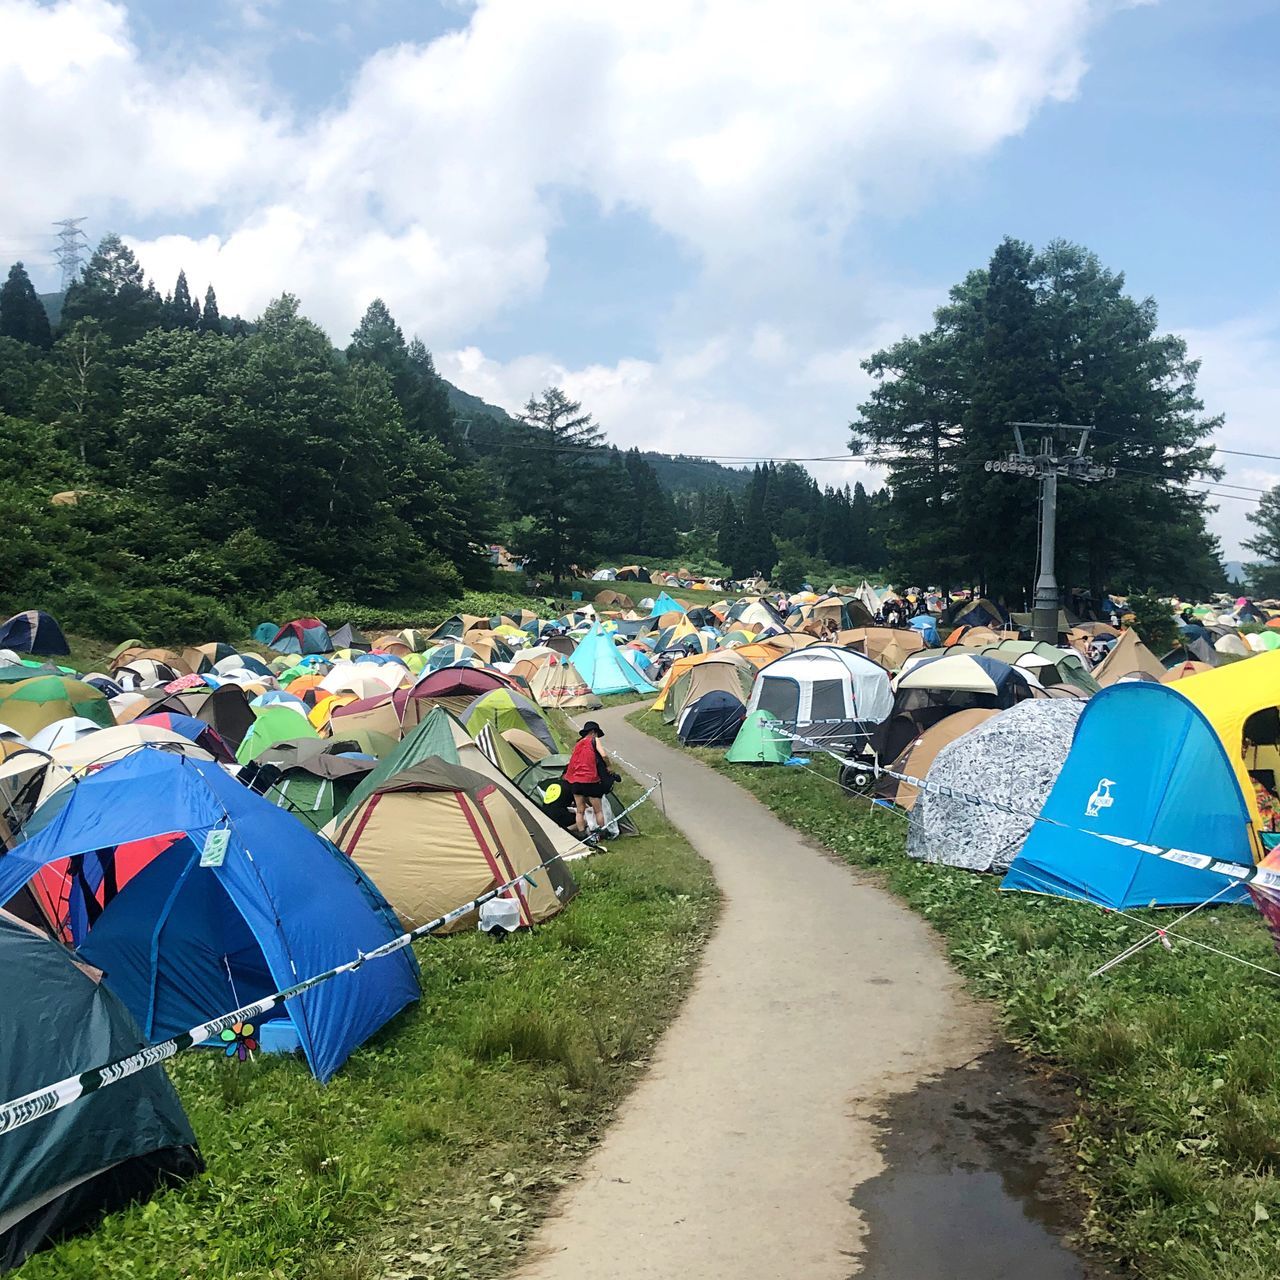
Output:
[852, 1047, 1113, 1279]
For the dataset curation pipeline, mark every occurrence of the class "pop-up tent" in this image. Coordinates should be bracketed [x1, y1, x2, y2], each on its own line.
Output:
[1003, 683, 1255, 908]
[648, 592, 686, 618]
[0, 751, 420, 1081]
[571, 625, 655, 696]
[0, 912, 202, 1271]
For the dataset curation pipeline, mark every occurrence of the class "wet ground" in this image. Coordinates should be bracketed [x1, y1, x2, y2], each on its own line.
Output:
[852, 1047, 1115, 1279]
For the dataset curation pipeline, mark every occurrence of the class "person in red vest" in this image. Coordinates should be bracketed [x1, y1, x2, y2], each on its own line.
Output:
[565, 720, 615, 842]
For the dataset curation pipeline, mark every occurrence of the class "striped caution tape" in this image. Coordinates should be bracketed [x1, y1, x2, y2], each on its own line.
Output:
[0, 783, 657, 1137]
[775, 728, 1280, 895]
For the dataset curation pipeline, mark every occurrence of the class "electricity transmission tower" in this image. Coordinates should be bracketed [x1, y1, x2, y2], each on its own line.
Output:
[984, 423, 1115, 644]
[52, 218, 89, 291]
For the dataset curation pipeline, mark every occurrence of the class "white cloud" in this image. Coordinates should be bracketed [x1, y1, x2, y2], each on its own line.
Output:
[0, 0, 1103, 340]
[1179, 312, 1280, 558]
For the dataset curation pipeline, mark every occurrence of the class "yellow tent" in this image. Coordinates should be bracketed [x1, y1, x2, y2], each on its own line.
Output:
[1174, 650, 1280, 841]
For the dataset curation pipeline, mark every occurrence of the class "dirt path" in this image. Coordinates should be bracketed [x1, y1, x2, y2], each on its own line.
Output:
[514, 707, 992, 1279]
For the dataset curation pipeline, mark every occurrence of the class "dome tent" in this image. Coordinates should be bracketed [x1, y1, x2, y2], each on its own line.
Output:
[571, 625, 655, 696]
[0, 750, 419, 1082]
[0, 611, 70, 657]
[0, 912, 201, 1271]
[907, 699, 1082, 872]
[677, 690, 746, 746]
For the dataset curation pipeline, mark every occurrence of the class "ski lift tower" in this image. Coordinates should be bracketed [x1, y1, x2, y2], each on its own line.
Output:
[984, 424, 1115, 645]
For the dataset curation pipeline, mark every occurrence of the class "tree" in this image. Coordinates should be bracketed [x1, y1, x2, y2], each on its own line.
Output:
[506, 387, 604, 583]
[198, 285, 223, 335]
[61, 234, 162, 346]
[165, 270, 200, 330]
[1245, 487, 1280, 598]
[0, 262, 53, 349]
[854, 237, 1223, 601]
[36, 319, 118, 470]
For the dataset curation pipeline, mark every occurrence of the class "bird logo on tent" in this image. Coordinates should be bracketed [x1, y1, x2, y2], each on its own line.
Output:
[1086, 778, 1116, 818]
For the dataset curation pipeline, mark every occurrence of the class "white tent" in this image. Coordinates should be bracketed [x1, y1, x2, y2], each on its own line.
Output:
[745, 645, 892, 747]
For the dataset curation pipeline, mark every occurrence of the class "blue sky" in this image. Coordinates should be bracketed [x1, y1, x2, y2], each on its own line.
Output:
[2, 0, 1276, 559]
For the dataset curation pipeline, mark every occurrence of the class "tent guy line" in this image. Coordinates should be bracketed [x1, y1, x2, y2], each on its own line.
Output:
[0, 780, 659, 1139]
[762, 732, 1280, 977]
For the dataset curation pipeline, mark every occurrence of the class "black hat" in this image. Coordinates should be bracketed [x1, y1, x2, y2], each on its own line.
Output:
[580, 721, 604, 737]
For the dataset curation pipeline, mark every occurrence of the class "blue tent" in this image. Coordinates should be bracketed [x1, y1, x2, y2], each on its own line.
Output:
[648, 592, 686, 618]
[0, 750, 419, 1081]
[253, 622, 279, 645]
[1002, 683, 1254, 908]
[571, 625, 654, 695]
[0, 610, 70, 656]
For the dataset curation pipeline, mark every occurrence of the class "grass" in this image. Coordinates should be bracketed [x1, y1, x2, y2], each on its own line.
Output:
[629, 710, 1280, 1280]
[20, 774, 717, 1279]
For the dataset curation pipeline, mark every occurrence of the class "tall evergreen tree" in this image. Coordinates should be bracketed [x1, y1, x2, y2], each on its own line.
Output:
[61, 234, 163, 347]
[0, 262, 53, 349]
[165, 270, 199, 330]
[854, 237, 1223, 600]
[506, 387, 604, 583]
[198, 285, 223, 335]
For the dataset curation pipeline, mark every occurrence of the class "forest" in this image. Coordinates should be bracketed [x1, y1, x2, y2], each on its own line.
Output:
[0, 233, 1237, 644]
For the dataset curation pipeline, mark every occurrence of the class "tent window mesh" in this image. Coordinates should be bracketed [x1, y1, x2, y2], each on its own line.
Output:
[757, 677, 799, 724]
[809, 679, 846, 722]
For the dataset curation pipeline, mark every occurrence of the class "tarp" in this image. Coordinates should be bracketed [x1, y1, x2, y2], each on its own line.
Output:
[1003, 683, 1254, 908]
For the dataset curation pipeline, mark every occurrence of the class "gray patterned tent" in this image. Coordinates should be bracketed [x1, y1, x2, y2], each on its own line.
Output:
[906, 698, 1083, 873]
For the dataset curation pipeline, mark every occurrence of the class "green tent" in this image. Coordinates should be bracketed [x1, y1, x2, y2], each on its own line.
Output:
[512, 754, 637, 835]
[0, 913, 201, 1267]
[234, 705, 320, 764]
[461, 688, 559, 752]
[333, 706, 463, 825]
[258, 740, 373, 833]
[0, 676, 113, 738]
[726, 710, 790, 764]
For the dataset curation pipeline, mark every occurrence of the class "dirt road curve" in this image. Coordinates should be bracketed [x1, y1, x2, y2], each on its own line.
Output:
[514, 707, 991, 1279]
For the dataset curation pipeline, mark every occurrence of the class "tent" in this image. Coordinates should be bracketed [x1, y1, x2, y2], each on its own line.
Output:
[907, 700, 1083, 872]
[0, 912, 202, 1271]
[648, 592, 686, 618]
[131, 684, 255, 751]
[257, 739, 372, 833]
[1003, 683, 1254, 908]
[1215, 632, 1250, 658]
[677, 691, 746, 747]
[745, 645, 892, 748]
[329, 623, 371, 652]
[946, 597, 1006, 629]
[1091, 629, 1166, 686]
[527, 660, 602, 710]
[462, 688, 557, 753]
[908, 615, 941, 646]
[0, 611, 70, 657]
[425, 615, 487, 644]
[252, 622, 279, 645]
[234, 705, 320, 763]
[660, 652, 755, 725]
[332, 758, 577, 932]
[571, 625, 655, 696]
[270, 618, 332, 655]
[0, 751, 419, 1081]
[1174, 649, 1280, 840]
[842, 627, 925, 673]
[725, 710, 791, 764]
[872, 707, 998, 810]
[0, 676, 113, 738]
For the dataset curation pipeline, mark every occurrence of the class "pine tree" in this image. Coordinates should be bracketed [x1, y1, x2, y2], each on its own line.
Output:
[506, 387, 605, 583]
[198, 285, 222, 335]
[61, 234, 162, 346]
[0, 262, 53, 349]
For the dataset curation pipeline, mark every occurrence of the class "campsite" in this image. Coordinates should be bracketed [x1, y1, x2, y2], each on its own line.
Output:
[6, 4, 1280, 1276]
[3, 579, 1280, 1277]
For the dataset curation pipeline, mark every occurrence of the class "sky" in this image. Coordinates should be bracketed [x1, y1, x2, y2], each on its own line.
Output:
[1, 0, 1276, 559]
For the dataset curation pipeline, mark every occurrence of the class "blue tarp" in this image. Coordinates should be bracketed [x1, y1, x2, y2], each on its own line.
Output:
[571, 625, 655, 695]
[0, 750, 418, 1080]
[1002, 683, 1254, 908]
[908, 615, 941, 645]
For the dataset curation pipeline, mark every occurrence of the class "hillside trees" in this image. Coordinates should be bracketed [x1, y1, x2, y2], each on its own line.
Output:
[0, 262, 53, 348]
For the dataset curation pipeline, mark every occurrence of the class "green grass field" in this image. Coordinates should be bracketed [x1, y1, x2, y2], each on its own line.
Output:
[629, 711, 1280, 1280]
[19, 776, 717, 1280]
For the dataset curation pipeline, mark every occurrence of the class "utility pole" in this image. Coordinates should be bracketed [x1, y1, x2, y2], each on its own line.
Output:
[52, 218, 89, 291]
[984, 424, 1115, 644]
